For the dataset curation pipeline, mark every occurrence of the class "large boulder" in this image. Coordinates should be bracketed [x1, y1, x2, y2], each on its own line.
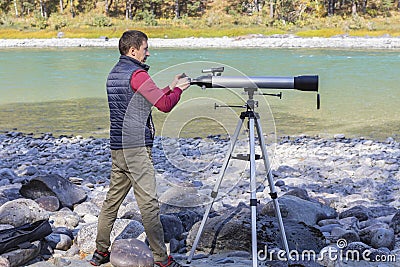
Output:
[110, 239, 154, 267]
[261, 195, 337, 226]
[19, 174, 87, 209]
[0, 199, 49, 227]
[187, 203, 326, 254]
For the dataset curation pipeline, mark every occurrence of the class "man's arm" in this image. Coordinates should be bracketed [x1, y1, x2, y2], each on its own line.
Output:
[131, 70, 182, 113]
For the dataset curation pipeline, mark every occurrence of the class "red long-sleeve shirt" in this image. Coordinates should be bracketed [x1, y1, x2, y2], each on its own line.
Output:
[130, 69, 182, 113]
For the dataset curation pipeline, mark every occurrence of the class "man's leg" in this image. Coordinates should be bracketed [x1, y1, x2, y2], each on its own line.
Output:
[124, 147, 168, 263]
[95, 150, 132, 252]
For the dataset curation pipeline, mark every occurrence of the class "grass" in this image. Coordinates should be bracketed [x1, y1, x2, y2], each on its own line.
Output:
[1, 13, 400, 39]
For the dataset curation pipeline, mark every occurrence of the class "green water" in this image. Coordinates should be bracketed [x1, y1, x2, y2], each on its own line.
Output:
[0, 47, 399, 140]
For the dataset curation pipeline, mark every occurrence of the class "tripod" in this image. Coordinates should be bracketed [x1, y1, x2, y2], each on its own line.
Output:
[187, 88, 290, 267]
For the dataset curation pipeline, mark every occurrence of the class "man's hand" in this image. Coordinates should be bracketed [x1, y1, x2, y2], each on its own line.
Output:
[176, 76, 190, 91]
[170, 73, 190, 91]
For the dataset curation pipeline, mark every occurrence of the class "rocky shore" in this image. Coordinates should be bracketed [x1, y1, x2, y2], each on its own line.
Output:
[0, 34, 400, 49]
[0, 131, 400, 267]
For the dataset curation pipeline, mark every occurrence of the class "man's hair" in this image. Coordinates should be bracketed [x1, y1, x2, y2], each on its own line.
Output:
[119, 30, 148, 55]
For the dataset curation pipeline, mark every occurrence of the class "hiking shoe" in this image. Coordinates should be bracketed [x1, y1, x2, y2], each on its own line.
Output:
[154, 255, 182, 267]
[89, 250, 110, 266]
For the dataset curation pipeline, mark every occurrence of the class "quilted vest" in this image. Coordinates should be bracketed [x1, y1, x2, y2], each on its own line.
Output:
[106, 55, 154, 149]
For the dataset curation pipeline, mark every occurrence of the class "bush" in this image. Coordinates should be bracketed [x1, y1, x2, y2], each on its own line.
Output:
[49, 14, 68, 30]
[90, 15, 112, 27]
[135, 10, 158, 26]
[31, 13, 48, 29]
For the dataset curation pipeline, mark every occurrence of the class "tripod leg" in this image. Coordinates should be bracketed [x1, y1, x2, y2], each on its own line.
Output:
[254, 117, 290, 259]
[187, 117, 244, 264]
[248, 117, 258, 267]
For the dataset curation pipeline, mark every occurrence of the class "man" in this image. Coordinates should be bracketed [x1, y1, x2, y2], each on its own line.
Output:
[90, 30, 190, 267]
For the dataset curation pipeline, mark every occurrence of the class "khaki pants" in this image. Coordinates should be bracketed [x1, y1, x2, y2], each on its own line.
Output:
[95, 147, 168, 262]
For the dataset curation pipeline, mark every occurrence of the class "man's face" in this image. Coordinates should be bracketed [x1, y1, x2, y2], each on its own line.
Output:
[130, 40, 150, 63]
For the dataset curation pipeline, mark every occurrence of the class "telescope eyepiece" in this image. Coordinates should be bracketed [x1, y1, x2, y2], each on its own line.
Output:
[201, 67, 224, 76]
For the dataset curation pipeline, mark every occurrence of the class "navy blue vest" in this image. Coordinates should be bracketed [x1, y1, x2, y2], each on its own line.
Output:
[106, 55, 154, 149]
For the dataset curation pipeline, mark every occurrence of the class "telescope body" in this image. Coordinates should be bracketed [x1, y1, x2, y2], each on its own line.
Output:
[191, 75, 318, 92]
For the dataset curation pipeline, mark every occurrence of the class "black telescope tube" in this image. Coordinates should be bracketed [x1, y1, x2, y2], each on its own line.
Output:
[190, 75, 318, 92]
[191, 75, 318, 91]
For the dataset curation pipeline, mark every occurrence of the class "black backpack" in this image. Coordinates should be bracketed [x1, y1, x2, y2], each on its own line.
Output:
[0, 219, 52, 254]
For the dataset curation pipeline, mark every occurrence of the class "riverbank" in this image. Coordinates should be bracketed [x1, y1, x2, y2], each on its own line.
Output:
[1, 35, 400, 49]
[0, 132, 400, 266]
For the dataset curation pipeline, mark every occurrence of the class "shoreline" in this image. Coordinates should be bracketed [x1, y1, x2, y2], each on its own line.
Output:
[1, 35, 400, 49]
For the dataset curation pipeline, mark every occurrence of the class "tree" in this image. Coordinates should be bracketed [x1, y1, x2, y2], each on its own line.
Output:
[39, 0, 47, 17]
[125, 0, 132, 19]
[59, 0, 63, 13]
[14, 0, 19, 16]
[328, 0, 335, 15]
[175, 0, 179, 18]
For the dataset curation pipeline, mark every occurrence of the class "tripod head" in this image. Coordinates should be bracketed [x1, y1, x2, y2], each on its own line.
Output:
[190, 67, 321, 109]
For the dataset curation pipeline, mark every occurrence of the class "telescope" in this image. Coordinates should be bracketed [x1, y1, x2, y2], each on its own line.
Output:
[186, 67, 321, 266]
[189, 67, 320, 109]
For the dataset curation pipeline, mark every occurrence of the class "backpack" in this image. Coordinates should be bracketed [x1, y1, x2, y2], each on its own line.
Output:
[0, 219, 52, 254]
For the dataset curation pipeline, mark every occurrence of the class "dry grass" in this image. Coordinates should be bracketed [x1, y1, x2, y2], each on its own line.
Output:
[1, 13, 399, 39]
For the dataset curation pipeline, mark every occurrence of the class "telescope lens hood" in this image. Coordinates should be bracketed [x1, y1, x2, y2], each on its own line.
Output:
[294, 75, 318, 92]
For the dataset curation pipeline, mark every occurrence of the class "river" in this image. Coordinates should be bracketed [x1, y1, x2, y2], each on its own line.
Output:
[0, 47, 399, 140]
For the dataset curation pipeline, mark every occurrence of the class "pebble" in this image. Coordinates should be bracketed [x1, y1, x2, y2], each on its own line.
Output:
[0, 132, 399, 266]
[0, 36, 399, 49]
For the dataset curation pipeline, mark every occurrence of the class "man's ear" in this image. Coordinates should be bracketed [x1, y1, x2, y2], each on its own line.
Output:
[128, 47, 136, 57]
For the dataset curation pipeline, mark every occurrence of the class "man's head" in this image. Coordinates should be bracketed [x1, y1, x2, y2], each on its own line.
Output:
[119, 30, 150, 63]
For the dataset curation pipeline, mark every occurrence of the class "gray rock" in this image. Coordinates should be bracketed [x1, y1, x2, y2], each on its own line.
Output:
[343, 241, 371, 260]
[319, 224, 342, 233]
[368, 206, 397, 218]
[318, 219, 340, 227]
[35, 196, 60, 212]
[23, 166, 38, 176]
[187, 204, 326, 254]
[76, 219, 144, 253]
[19, 174, 87, 209]
[337, 230, 360, 244]
[370, 228, 395, 249]
[0, 198, 49, 227]
[159, 186, 209, 214]
[49, 208, 80, 229]
[0, 257, 10, 267]
[172, 210, 202, 232]
[110, 239, 153, 267]
[169, 238, 181, 253]
[334, 134, 345, 139]
[261, 195, 337, 226]
[0, 168, 17, 181]
[160, 214, 184, 242]
[339, 205, 372, 221]
[187, 205, 252, 253]
[0, 240, 42, 267]
[389, 210, 400, 234]
[283, 187, 311, 201]
[0, 224, 14, 231]
[45, 233, 73, 251]
[115, 220, 145, 241]
[359, 223, 389, 244]
[73, 202, 100, 217]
